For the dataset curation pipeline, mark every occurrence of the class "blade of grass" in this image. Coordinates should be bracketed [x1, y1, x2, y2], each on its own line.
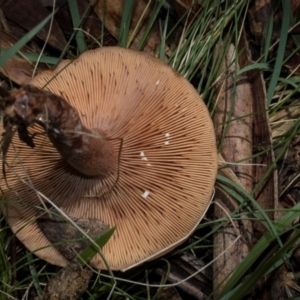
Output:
[26, 251, 42, 297]
[118, 0, 135, 47]
[159, 9, 169, 61]
[152, 259, 171, 300]
[56, 2, 93, 65]
[0, 9, 58, 67]
[0, 49, 59, 65]
[67, 0, 87, 53]
[253, 116, 300, 195]
[220, 227, 300, 300]
[0, 223, 11, 300]
[77, 227, 115, 265]
[217, 175, 277, 240]
[218, 201, 300, 298]
[262, 14, 274, 63]
[137, 0, 164, 51]
[267, 0, 291, 106]
[236, 63, 269, 76]
[126, 0, 152, 49]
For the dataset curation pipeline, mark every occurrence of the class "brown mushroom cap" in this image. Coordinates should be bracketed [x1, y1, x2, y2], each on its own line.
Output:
[0, 47, 217, 271]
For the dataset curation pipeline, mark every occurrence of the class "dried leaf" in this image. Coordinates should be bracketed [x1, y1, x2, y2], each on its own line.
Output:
[172, 0, 201, 23]
[92, 0, 160, 52]
[54, 0, 116, 47]
[39, 261, 92, 300]
[248, 0, 280, 43]
[284, 50, 300, 76]
[2, 0, 67, 51]
[270, 100, 300, 138]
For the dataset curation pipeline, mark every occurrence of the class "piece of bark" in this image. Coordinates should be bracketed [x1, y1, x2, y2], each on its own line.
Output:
[92, 0, 161, 53]
[35, 209, 109, 300]
[156, 253, 212, 299]
[37, 214, 109, 261]
[259, 264, 287, 300]
[212, 37, 253, 296]
[157, 287, 183, 300]
[246, 54, 283, 300]
[250, 68, 279, 231]
[39, 261, 93, 300]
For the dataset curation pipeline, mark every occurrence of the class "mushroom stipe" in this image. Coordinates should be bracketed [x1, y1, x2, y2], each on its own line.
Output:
[0, 47, 218, 271]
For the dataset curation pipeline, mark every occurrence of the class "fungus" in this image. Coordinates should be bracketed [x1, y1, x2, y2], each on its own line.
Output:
[0, 47, 217, 271]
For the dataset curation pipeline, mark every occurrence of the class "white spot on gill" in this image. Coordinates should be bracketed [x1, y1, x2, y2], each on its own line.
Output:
[142, 190, 150, 199]
[140, 151, 148, 161]
[164, 133, 171, 145]
[156, 80, 160, 86]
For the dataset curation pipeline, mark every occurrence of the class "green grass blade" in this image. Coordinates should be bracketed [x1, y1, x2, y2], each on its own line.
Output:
[67, 0, 88, 53]
[77, 227, 115, 265]
[236, 63, 269, 76]
[159, 9, 169, 61]
[118, 0, 135, 47]
[137, 0, 164, 51]
[0, 9, 58, 67]
[262, 14, 274, 63]
[26, 251, 43, 297]
[219, 201, 300, 298]
[267, 0, 291, 106]
[217, 175, 276, 237]
[220, 227, 300, 300]
[0, 49, 59, 65]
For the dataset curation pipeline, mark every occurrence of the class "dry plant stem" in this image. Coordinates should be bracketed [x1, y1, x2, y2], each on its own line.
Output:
[212, 39, 253, 296]
[250, 69, 279, 297]
[2, 85, 116, 177]
[251, 69, 279, 224]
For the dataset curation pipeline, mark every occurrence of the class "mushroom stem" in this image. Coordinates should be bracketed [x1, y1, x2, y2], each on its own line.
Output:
[3, 85, 116, 177]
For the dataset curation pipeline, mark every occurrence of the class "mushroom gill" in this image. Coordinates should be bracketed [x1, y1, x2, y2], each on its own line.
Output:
[0, 47, 218, 271]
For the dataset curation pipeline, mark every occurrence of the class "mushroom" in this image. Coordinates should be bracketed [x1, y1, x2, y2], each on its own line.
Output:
[0, 47, 217, 271]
